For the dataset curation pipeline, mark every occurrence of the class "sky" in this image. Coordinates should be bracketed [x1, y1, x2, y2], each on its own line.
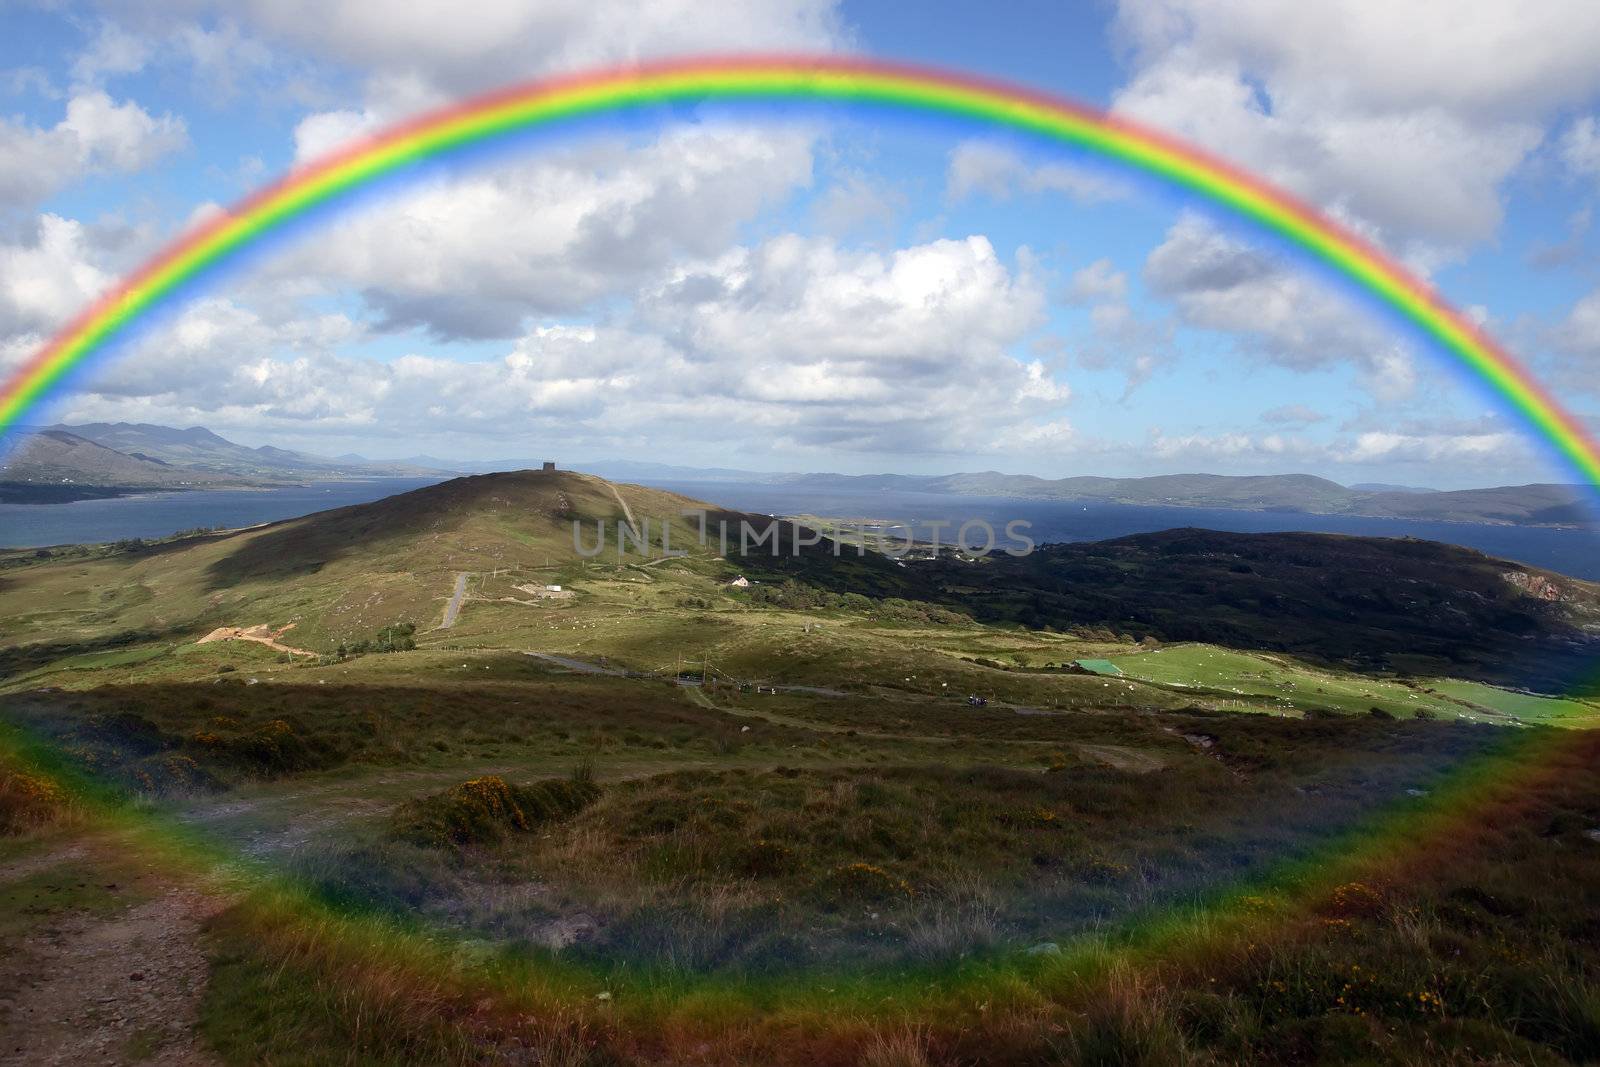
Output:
[3, 2, 1600, 488]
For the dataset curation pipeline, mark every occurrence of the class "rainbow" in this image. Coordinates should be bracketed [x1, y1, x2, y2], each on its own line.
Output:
[1, 55, 1597, 496]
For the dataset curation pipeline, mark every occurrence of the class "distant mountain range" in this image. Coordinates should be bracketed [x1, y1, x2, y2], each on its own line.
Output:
[0, 423, 442, 502]
[0, 423, 1589, 527]
[565, 462, 1589, 529]
[763, 471, 1590, 527]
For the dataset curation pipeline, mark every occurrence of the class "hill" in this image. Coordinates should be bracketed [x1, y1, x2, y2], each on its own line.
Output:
[0, 423, 450, 501]
[49, 422, 440, 480]
[0, 429, 236, 500]
[0, 469, 1595, 694]
[0, 468, 893, 657]
[921, 527, 1600, 691]
[4, 469, 1600, 1067]
[6, 422, 1587, 526]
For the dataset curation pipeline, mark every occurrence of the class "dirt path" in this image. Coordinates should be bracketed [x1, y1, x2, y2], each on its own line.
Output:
[195, 624, 314, 658]
[437, 572, 472, 629]
[0, 842, 227, 1066]
[601, 478, 638, 533]
[0, 840, 88, 888]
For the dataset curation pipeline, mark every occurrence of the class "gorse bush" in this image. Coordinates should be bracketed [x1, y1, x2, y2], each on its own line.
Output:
[390, 774, 601, 849]
[333, 622, 418, 660]
[0, 765, 68, 833]
[812, 862, 915, 910]
[189, 717, 336, 777]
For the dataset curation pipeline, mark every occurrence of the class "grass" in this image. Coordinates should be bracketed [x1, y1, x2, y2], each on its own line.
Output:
[2, 650, 1598, 1063]
[0, 856, 144, 945]
[389, 772, 600, 849]
[1420, 678, 1600, 727]
[185, 723, 1600, 1064]
[1108, 644, 1468, 719]
[4, 472, 1600, 1062]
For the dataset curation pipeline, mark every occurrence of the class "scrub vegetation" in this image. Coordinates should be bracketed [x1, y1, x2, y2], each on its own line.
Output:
[2, 470, 1598, 1064]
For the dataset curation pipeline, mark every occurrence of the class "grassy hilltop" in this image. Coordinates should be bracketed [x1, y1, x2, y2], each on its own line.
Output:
[2, 469, 1600, 1065]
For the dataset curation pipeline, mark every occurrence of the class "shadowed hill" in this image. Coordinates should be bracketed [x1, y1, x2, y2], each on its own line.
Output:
[2, 471, 1596, 684]
[939, 528, 1600, 692]
[203, 469, 699, 587]
[200, 468, 897, 593]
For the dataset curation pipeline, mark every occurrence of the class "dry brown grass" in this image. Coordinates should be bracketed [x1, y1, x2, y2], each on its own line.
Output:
[859, 1023, 935, 1067]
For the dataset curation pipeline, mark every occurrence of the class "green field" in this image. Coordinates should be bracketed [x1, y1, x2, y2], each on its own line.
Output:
[1107, 644, 1469, 719]
[5, 471, 1600, 1065]
[1418, 677, 1600, 726]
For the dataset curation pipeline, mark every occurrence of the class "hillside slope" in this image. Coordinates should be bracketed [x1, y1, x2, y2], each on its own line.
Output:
[0, 430, 234, 496]
[0, 469, 871, 655]
[52, 422, 439, 480]
[935, 528, 1600, 690]
[1, 471, 1595, 693]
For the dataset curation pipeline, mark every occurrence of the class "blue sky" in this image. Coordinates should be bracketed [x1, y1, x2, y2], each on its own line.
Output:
[4, 1, 1600, 488]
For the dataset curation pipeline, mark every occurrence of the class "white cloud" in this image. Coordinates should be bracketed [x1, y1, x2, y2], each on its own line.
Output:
[1261, 403, 1327, 427]
[947, 140, 1128, 204]
[0, 91, 186, 208]
[291, 109, 379, 164]
[1142, 213, 1416, 399]
[641, 234, 1044, 368]
[1546, 286, 1600, 395]
[1149, 429, 1271, 461]
[53, 231, 1068, 460]
[236, 0, 844, 106]
[1560, 116, 1600, 186]
[1138, 425, 1525, 471]
[1111, 0, 1600, 255]
[811, 172, 907, 237]
[269, 124, 817, 339]
[0, 215, 113, 349]
[70, 22, 157, 86]
[1340, 430, 1520, 463]
[58, 91, 187, 172]
[1065, 259, 1128, 304]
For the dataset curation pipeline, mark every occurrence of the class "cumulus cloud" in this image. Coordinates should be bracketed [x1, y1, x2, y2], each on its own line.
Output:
[1339, 430, 1521, 464]
[268, 124, 817, 340]
[1065, 259, 1128, 304]
[0, 90, 187, 208]
[629, 233, 1064, 452]
[1058, 258, 1173, 397]
[51, 231, 1069, 460]
[1142, 213, 1417, 399]
[947, 141, 1128, 204]
[641, 234, 1043, 367]
[70, 21, 156, 86]
[1110, 0, 1600, 256]
[0, 215, 114, 350]
[233, 0, 844, 125]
